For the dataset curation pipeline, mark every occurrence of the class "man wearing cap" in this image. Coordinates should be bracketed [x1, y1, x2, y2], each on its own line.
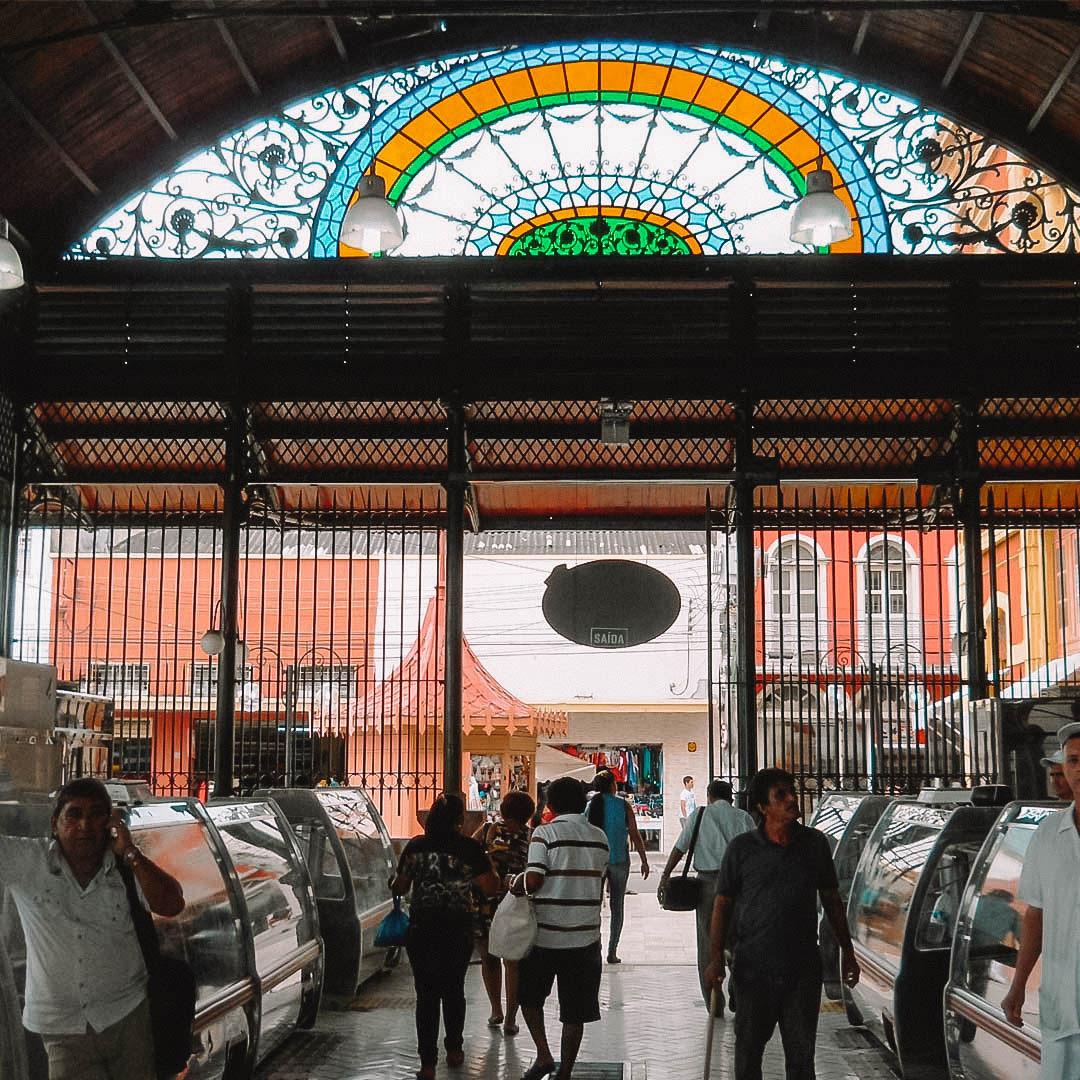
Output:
[0, 777, 184, 1080]
[1041, 748, 1072, 802]
[1003, 720, 1080, 1079]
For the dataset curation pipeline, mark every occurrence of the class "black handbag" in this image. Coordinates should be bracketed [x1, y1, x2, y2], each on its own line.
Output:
[660, 807, 706, 911]
[119, 863, 197, 1080]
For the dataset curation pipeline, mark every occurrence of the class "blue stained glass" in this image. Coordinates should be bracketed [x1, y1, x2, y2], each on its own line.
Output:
[70, 41, 1080, 260]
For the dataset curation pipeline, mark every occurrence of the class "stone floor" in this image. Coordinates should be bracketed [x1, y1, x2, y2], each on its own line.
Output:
[256, 872, 908, 1080]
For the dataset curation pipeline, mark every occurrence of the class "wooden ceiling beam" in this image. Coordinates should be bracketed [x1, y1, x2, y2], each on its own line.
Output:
[208, 2, 261, 97]
[852, 12, 872, 55]
[941, 12, 983, 88]
[322, 6, 348, 60]
[1028, 39, 1080, 132]
[0, 75, 99, 195]
[75, 0, 177, 142]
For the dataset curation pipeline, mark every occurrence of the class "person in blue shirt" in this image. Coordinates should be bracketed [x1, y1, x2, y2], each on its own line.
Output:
[586, 769, 650, 964]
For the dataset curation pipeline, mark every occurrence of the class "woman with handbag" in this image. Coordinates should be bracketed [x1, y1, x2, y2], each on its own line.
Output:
[471, 790, 535, 1035]
[392, 794, 501, 1080]
[586, 770, 650, 964]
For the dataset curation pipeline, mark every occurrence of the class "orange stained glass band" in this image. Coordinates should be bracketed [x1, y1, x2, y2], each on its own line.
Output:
[340, 58, 862, 256]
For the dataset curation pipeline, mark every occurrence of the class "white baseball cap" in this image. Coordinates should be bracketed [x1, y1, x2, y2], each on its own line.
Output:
[1041, 748, 1064, 767]
[1057, 721, 1080, 749]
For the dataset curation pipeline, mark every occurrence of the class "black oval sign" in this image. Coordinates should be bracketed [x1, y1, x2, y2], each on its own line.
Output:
[542, 560, 681, 649]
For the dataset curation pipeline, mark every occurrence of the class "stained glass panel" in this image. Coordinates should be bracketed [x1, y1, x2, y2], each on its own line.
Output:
[68, 41, 1080, 259]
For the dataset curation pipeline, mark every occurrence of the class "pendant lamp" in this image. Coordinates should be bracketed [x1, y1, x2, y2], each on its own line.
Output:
[341, 173, 403, 255]
[0, 218, 24, 290]
[790, 162, 853, 248]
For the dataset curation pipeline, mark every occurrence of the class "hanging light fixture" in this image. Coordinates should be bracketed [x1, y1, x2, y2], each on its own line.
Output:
[200, 600, 225, 656]
[341, 172, 403, 254]
[0, 217, 24, 290]
[790, 158, 853, 248]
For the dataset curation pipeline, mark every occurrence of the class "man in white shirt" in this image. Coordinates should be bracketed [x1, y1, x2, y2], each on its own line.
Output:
[0, 778, 184, 1080]
[679, 775, 696, 826]
[1003, 720, 1080, 1079]
[657, 779, 755, 1014]
[515, 776, 609, 1080]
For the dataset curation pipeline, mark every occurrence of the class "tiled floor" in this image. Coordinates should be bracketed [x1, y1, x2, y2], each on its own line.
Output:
[257, 873, 908, 1080]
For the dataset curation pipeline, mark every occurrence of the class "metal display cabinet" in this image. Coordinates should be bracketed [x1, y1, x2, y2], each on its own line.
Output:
[127, 800, 255, 1080]
[845, 797, 1004, 1079]
[262, 787, 397, 996]
[807, 791, 891, 1000]
[943, 801, 1057, 1080]
[206, 798, 324, 1062]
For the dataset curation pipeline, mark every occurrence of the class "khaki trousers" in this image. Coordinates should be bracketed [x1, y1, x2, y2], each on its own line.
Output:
[41, 996, 155, 1080]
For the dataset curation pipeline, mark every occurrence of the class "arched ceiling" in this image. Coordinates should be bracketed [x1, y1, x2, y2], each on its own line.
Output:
[2, 1, 1080, 268]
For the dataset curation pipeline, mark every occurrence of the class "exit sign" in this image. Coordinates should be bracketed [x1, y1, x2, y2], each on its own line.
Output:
[590, 627, 628, 648]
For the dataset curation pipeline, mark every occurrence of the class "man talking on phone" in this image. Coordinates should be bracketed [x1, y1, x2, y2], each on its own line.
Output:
[0, 777, 184, 1080]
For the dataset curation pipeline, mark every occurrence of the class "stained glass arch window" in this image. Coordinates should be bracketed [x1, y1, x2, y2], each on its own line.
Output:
[69, 40, 1080, 260]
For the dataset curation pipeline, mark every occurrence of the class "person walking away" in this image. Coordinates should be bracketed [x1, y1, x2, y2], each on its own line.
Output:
[0, 777, 185, 1080]
[679, 776, 696, 826]
[586, 769, 650, 964]
[393, 793, 501, 1080]
[706, 767, 859, 1080]
[1003, 720, 1080, 1079]
[515, 776, 609, 1080]
[657, 778, 754, 1014]
[472, 789, 535, 1035]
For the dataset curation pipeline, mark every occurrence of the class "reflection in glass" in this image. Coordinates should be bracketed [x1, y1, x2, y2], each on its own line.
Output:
[963, 824, 1041, 1027]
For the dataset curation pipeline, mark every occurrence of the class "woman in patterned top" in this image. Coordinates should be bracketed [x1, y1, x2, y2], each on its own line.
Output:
[393, 793, 500, 1080]
[472, 789, 536, 1035]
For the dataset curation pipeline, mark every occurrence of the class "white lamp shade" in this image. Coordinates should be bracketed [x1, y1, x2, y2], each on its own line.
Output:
[790, 168, 853, 247]
[341, 174, 403, 254]
[0, 235, 24, 290]
[200, 628, 225, 656]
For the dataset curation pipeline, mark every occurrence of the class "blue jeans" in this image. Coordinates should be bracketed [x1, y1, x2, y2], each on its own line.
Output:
[605, 861, 630, 957]
[732, 965, 822, 1080]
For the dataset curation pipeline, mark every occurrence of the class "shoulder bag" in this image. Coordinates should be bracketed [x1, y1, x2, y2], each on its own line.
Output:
[374, 895, 410, 947]
[487, 873, 538, 960]
[119, 863, 197, 1080]
[660, 806, 705, 911]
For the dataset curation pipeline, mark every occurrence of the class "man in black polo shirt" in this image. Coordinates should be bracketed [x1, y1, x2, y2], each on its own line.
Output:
[705, 768, 859, 1080]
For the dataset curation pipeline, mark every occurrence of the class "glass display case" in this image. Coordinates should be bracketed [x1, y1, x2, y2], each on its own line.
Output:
[846, 799, 1001, 1080]
[206, 799, 323, 1063]
[262, 786, 397, 996]
[944, 801, 1054, 1080]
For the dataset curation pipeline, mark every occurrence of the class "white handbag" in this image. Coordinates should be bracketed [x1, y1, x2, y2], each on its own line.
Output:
[487, 874, 538, 960]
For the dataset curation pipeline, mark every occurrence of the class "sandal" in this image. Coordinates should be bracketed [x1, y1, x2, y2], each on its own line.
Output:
[503, 1022, 519, 1036]
[487, 1015, 504, 1028]
[520, 1061, 557, 1080]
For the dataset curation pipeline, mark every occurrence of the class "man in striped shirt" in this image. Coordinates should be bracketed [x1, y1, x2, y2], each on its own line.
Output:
[516, 776, 609, 1080]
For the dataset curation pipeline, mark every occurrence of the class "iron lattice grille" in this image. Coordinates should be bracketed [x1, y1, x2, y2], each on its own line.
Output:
[0, 392, 14, 481]
[12, 488, 446, 834]
[251, 400, 448, 481]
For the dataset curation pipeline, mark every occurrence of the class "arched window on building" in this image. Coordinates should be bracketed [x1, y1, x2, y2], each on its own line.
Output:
[765, 538, 826, 665]
[860, 538, 920, 667]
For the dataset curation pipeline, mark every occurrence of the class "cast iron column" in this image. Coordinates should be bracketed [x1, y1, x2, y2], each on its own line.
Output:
[443, 396, 466, 797]
[733, 397, 758, 793]
[957, 402, 988, 703]
[213, 402, 245, 797]
[0, 400, 22, 654]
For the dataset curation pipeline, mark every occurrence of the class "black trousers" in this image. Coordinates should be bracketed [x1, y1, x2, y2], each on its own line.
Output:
[732, 965, 823, 1080]
[405, 916, 475, 1067]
